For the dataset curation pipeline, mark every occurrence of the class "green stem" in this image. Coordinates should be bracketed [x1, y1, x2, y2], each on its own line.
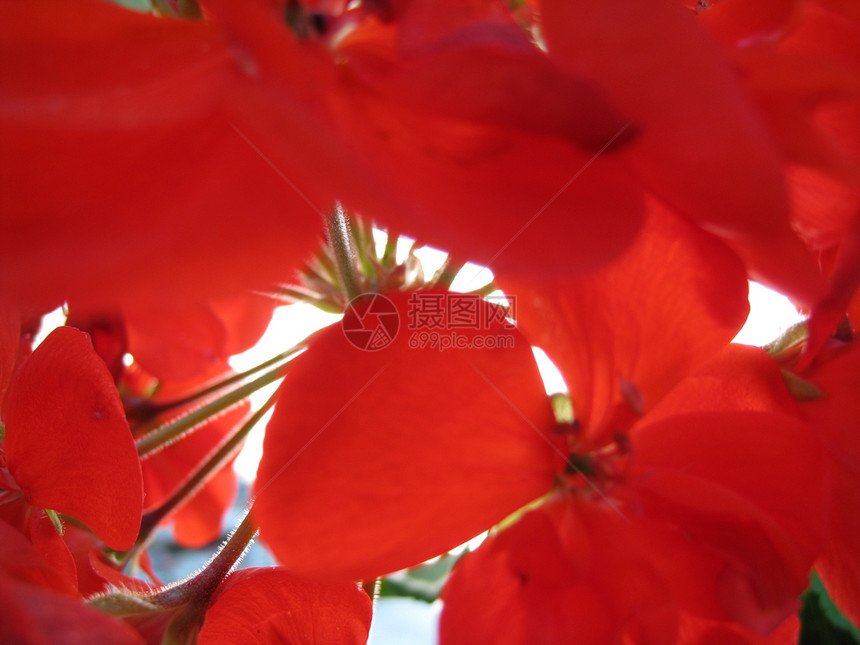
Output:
[381, 231, 399, 269]
[327, 206, 363, 301]
[132, 393, 278, 555]
[432, 257, 467, 290]
[351, 218, 379, 283]
[135, 359, 291, 458]
[132, 346, 302, 423]
[277, 287, 344, 314]
[763, 321, 808, 359]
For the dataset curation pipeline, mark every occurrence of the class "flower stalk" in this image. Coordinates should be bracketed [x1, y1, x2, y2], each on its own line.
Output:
[129, 392, 278, 558]
[327, 205, 363, 302]
[135, 348, 301, 458]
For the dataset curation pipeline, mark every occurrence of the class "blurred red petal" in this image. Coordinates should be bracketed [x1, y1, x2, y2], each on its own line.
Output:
[0, 0, 321, 309]
[678, 611, 800, 645]
[801, 341, 860, 471]
[254, 291, 559, 580]
[4, 327, 143, 550]
[499, 204, 749, 446]
[814, 462, 860, 626]
[728, 232, 824, 309]
[699, 0, 800, 48]
[539, 0, 824, 304]
[27, 510, 78, 595]
[788, 166, 860, 252]
[345, 0, 633, 152]
[210, 0, 645, 279]
[804, 219, 860, 364]
[198, 568, 371, 644]
[800, 341, 860, 624]
[0, 576, 143, 645]
[0, 302, 19, 406]
[539, 0, 787, 241]
[62, 524, 152, 597]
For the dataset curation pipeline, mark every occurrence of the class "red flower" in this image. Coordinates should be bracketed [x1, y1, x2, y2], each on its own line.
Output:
[251, 211, 828, 642]
[438, 345, 829, 643]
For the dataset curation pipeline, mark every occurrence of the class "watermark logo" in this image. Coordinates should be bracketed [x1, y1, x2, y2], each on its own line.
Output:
[342, 293, 400, 351]
[406, 292, 515, 331]
[342, 292, 516, 351]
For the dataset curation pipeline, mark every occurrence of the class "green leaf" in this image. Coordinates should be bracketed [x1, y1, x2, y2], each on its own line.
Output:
[800, 572, 860, 644]
[378, 553, 462, 603]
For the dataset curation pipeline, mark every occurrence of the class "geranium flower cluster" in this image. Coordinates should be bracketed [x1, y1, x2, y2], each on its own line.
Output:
[2, 0, 859, 643]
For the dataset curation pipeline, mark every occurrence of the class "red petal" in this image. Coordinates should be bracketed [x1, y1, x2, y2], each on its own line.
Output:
[678, 612, 800, 645]
[800, 341, 860, 624]
[27, 510, 78, 595]
[62, 523, 152, 597]
[801, 341, 860, 471]
[124, 294, 277, 382]
[538, 0, 825, 305]
[814, 462, 860, 626]
[344, 0, 633, 153]
[198, 568, 371, 644]
[64, 307, 128, 383]
[210, 0, 645, 278]
[439, 497, 677, 645]
[645, 344, 798, 423]
[4, 327, 143, 550]
[0, 302, 19, 406]
[123, 302, 228, 382]
[0, 0, 321, 309]
[699, 0, 800, 48]
[210, 293, 278, 357]
[0, 517, 77, 597]
[499, 204, 749, 446]
[630, 411, 829, 632]
[538, 0, 789, 242]
[0, 575, 144, 645]
[254, 291, 559, 580]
